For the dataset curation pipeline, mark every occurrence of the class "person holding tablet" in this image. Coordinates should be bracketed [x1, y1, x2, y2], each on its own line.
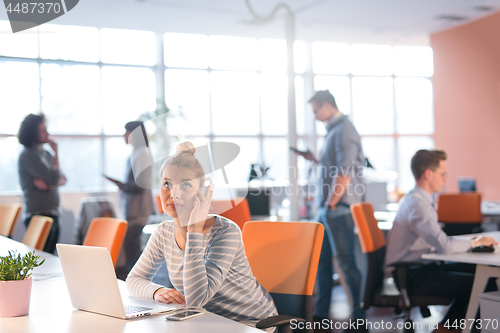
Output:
[126, 141, 277, 327]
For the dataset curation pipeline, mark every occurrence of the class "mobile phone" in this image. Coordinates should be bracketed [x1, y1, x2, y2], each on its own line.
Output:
[165, 310, 204, 321]
[289, 147, 304, 154]
[200, 176, 213, 194]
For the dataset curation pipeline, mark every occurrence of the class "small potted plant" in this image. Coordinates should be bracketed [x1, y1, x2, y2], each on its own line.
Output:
[0, 250, 45, 317]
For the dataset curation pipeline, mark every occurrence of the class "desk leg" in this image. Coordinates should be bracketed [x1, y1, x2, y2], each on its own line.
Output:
[462, 265, 500, 333]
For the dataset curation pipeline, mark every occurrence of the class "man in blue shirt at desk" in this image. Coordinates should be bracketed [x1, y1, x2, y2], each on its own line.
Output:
[385, 149, 498, 332]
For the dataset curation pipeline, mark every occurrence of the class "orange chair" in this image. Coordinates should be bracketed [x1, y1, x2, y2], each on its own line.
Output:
[210, 198, 251, 230]
[0, 203, 23, 237]
[22, 215, 53, 250]
[242, 221, 324, 333]
[437, 193, 483, 236]
[351, 202, 450, 332]
[156, 194, 164, 214]
[83, 217, 128, 267]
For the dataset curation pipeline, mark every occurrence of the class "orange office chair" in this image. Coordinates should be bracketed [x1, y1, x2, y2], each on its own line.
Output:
[437, 193, 482, 236]
[83, 217, 128, 267]
[22, 215, 53, 250]
[156, 194, 164, 214]
[210, 198, 251, 230]
[351, 203, 451, 333]
[0, 203, 23, 237]
[242, 221, 324, 333]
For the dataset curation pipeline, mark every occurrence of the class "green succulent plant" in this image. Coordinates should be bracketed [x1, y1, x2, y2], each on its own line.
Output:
[0, 251, 45, 281]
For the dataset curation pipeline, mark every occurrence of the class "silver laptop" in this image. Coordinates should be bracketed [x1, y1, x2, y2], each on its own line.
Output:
[57, 244, 184, 319]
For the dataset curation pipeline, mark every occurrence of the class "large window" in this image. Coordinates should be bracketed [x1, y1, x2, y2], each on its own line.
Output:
[312, 42, 435, 193]
[0, 22, 434, 197]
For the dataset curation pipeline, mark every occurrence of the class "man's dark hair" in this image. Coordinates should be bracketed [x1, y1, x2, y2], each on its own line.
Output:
[125, 121, 149, 147]
[411, 149, 447, 181]
[18, 113, 46, 148]
[308, 90, 338, 109]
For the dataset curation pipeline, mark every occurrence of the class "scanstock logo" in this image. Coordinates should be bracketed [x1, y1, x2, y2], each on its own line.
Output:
[3, 0, 79, 33]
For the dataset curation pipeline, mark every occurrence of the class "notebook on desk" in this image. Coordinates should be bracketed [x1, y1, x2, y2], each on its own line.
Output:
[57, 244, 184, 319]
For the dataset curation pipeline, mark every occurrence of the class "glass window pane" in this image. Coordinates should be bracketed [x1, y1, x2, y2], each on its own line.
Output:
[263, 138, 288, 182]
[39, 24, 99, 62]
[352, 77, 394, 135]
[294, 40, 306, 74]
[397, 136, 434, 193]
[164, 33, 209, 69]
[395, 77, 434, 135]
[58, 138, 102, 190]
[41, 64, 101, 134]
[100, 28, 156, 66]
[314, 75, 351, 135]
[261, 73, 287, 135]
[101, 66, 156, 134]
[0, 61, 39, 134]
[361, 137, 396, 186]
[0, 137, 23, 191]
[394, 46, 434, 77]
[209, 36, 258, 71]
[210, 71, 259, 135]
[312, 42, 349, 75]
[0, 20, 38, 58]
[165, 69, 210, 135]
[104, 137, 131, 190]
[350, 44, 393, 76]
[295, 76, 305, 135]
[258, 38, 286, 72]
[212, 138, 260, 184]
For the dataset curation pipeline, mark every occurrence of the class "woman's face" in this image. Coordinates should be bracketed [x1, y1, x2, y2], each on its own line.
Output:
[160, 165, 201, 219]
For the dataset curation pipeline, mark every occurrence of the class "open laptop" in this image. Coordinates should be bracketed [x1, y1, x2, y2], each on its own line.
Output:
[57, 244, 185, 319]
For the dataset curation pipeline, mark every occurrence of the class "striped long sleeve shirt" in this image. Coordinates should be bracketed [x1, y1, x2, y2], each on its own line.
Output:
[126, 215, 278, 323]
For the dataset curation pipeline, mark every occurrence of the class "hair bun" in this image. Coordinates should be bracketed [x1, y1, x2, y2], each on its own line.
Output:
[176, 141, 196, 155]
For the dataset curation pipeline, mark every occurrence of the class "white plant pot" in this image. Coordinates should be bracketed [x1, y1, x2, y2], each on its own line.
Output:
[0, 277, 33, 317]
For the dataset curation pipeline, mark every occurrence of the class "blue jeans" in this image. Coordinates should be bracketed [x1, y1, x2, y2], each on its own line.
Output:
[314, 206, 365, 320]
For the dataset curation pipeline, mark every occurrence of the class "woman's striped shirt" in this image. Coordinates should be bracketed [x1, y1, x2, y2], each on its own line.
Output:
[126, 215, 277, 323]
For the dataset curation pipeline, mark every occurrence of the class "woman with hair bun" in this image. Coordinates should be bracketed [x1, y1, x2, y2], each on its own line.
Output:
[126, 141, 277, 327]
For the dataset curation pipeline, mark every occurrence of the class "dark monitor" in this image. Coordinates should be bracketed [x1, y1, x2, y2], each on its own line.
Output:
[245, 188, 271, 216]
[458, 178, 476, 192]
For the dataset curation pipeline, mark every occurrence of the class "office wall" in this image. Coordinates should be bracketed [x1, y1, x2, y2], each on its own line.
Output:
[431, 11, 500, 200]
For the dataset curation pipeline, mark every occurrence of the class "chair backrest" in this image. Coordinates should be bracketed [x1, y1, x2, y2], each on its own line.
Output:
[350, 202, 386, 253]
[437, 193, 482, 223]
[22, 215, 53, 250]
[0, 203, 23, 237]
[210, 198, 251, 230]
[350, 202, 386, 309]
[156, 194, 164, 214]
[242, 221, 323, 327]
[83, 217, 128, 267]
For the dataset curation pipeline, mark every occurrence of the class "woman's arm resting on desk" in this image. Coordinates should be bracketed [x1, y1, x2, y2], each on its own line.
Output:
[154, 288, 186, 305]
[126, 225, 169, 299]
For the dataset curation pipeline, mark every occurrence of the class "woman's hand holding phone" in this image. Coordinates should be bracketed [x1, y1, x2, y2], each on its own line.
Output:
[187, 185, 213, 233]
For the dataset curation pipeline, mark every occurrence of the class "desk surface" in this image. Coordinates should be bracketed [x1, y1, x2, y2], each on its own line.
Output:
[421, 231, 500, 265]
[0, 236, 261, 333]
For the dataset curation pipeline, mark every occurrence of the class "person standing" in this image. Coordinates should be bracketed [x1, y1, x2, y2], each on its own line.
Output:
[18, 113, 66, 254]
[105, 121, 155, 280]
[295, 90, 366, 332]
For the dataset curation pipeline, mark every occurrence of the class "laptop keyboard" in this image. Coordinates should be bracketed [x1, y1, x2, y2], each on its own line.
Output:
[124, 305, 153, 315]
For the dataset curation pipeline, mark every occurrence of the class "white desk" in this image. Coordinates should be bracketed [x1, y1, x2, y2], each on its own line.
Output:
[0, 236, 261, 333]
[422, 231, 500, 333]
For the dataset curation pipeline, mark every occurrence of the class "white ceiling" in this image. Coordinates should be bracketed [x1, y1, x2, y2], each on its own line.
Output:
[2, 0, 500, 45]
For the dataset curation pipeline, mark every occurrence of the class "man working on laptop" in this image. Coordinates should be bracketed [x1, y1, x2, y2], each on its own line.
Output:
[385, 149, 498, 332]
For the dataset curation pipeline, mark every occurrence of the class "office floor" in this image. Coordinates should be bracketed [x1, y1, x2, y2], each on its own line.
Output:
[314, 284, 449, 333]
